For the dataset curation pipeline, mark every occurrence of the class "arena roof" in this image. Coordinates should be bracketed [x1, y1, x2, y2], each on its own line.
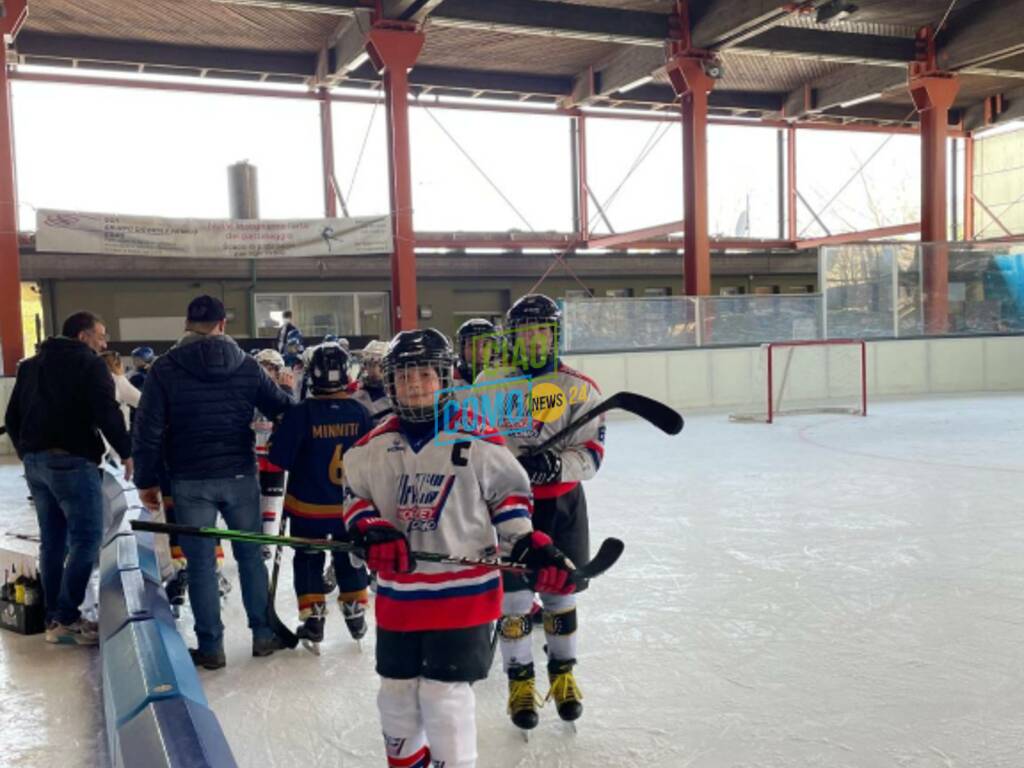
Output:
[11, 1, 1024, 129]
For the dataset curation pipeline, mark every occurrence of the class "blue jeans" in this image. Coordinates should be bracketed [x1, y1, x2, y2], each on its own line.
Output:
[23, 452, 103, 626]
[171, 475, 271, 653]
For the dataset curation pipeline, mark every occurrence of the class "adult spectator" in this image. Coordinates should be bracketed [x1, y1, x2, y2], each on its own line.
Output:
[275, 309, 300, 355]
[132, 295, 294, 669]
[100, 350, 141, 430]
[4, 311, 132, 646]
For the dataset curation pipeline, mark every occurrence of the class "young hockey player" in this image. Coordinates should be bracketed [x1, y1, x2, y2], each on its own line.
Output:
[453, 318, 497, 387]
[476, 293, 606, 730]
[347, 340, 392, 424]
[253, 349, 295, 552]
[268, 342, 373, 648]
[342, 328, 575, 768]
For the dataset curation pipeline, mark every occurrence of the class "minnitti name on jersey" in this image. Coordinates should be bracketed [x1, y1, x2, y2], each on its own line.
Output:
[395, 473, 456, 532]
[311, 422, 362, 439]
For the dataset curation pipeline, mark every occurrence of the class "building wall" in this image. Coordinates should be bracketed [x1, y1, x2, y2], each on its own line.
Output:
[974, 125, 1024, 237]
[43, 272, 817, 342]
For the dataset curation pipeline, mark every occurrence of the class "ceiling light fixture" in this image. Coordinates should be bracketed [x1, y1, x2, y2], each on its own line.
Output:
[618, 75, 653, 94]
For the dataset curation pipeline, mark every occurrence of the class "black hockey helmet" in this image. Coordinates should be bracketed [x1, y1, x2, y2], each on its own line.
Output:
[308, 342, 351, 394]
[456, 318, 496, 345]
[384, 328, 456, 423]
[505, 294, 561, 330]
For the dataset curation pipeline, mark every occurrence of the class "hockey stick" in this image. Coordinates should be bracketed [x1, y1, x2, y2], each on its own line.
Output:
[3, 531, 41, 543]
[529, 391, 683, 455]
[130, 520, 624, 585]
[266, 514, 299, 650]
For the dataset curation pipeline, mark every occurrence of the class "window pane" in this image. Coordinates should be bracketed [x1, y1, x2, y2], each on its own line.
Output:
[255, 294, 289, 339]
[586, 117, 682, 234]
[357, 293, 390, 339]
[13, 81, 322, 230]
[410, 106, 572, 232]
[796, 130, 920, 237]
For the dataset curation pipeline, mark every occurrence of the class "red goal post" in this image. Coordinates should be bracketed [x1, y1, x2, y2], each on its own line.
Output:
[730, 339, 868, 424]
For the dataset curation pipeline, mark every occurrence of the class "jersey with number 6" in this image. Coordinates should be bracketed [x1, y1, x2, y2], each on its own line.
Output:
[268, 394, 372, 519]
[474, 361, 606, 500]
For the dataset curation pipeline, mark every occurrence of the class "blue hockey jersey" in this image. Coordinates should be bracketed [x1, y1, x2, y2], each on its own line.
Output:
[268, 394, 372, 518]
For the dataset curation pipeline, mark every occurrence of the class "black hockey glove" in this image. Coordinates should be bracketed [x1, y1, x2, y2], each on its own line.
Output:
[517, 451, 562, 485]
[510, 531, 575, 594]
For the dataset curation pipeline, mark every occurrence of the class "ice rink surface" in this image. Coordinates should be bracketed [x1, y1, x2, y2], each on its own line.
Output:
[5, 395, 1024, 766]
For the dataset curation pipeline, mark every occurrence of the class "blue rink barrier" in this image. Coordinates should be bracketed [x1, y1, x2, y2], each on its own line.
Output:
[100, 500, 237, 768]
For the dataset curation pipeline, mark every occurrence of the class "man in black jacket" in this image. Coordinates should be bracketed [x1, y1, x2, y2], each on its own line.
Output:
[5, 311, 132, 646]
[133, 295, 294, 668]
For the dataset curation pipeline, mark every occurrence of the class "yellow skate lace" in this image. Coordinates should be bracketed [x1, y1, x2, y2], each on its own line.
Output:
[546, 671, 583, 707]
[508, 677, 541, 715]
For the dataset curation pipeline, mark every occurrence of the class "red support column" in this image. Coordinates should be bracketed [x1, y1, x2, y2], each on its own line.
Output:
[574, 114, 589, 242]
[367, 24, 424, 332]
[908, 26, 960, 333]
[0, 1, 27, 372]
[910, 73, 959, 333]
[318, 87, 338, 218]
[787, 125, 798, 242]
[667, 56, 714, 296]
[963, 134, 975, 240]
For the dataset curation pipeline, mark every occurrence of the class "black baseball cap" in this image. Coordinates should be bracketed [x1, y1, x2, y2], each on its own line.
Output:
[187, 295, 226, 323]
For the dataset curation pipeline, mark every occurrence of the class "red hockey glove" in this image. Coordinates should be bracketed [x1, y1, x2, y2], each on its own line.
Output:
[352, 518, 414, 575]
[517, 451, 562, 486]
[510, 531, 575, 595]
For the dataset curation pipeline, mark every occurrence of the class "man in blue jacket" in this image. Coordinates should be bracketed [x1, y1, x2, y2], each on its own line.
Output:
[133, 295, 294, 669]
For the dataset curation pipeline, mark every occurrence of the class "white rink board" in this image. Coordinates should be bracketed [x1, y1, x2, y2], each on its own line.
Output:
[564, 335, 1024, 412]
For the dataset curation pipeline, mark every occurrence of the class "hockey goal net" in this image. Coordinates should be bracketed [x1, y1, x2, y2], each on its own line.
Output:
[730, 339, 867, 424]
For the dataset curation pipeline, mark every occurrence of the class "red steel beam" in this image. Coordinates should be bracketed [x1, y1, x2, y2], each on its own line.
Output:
[668, 56, 714, 296]
[786, 124, 797, 242]
[0, 2, 27, 372]
[318, 86, 338, 218]
[795, 222, 920, 250]
[587, 219, 685, 250]
[367, 24, 424, 332]
[963, 134, 975, 240]
[910, 72, 959, 334]
[10, 70, 970, 140]
[575, 114, 589, 241]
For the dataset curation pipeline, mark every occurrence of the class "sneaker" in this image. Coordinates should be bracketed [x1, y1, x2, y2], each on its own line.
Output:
[44, 619, 99, 646]
[507, 663, 541, 730]
[189, 647, 227, 670]
[252, 633, 288, 657]
[340, 600, 368, 640]
[546, 659, 583, 722]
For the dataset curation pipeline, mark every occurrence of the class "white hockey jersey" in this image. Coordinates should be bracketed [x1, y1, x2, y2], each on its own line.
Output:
[346, 381, 393, 425]
[473, 361, 606, 499]
[343, 413, 534, 632]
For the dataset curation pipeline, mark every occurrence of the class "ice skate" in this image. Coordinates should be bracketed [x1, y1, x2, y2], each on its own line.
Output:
[165, 570, 188, 618]
[218, 572, 232, 600]
[341, 600, 367, 649]
[296, 604, 326, 655]
[507, 663, 541, 738]
[546, 659, 583, 723]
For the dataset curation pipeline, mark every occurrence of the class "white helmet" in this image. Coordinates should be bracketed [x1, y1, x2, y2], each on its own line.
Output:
[255, 349, 285, 369]
[358, 339, 389, 362]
